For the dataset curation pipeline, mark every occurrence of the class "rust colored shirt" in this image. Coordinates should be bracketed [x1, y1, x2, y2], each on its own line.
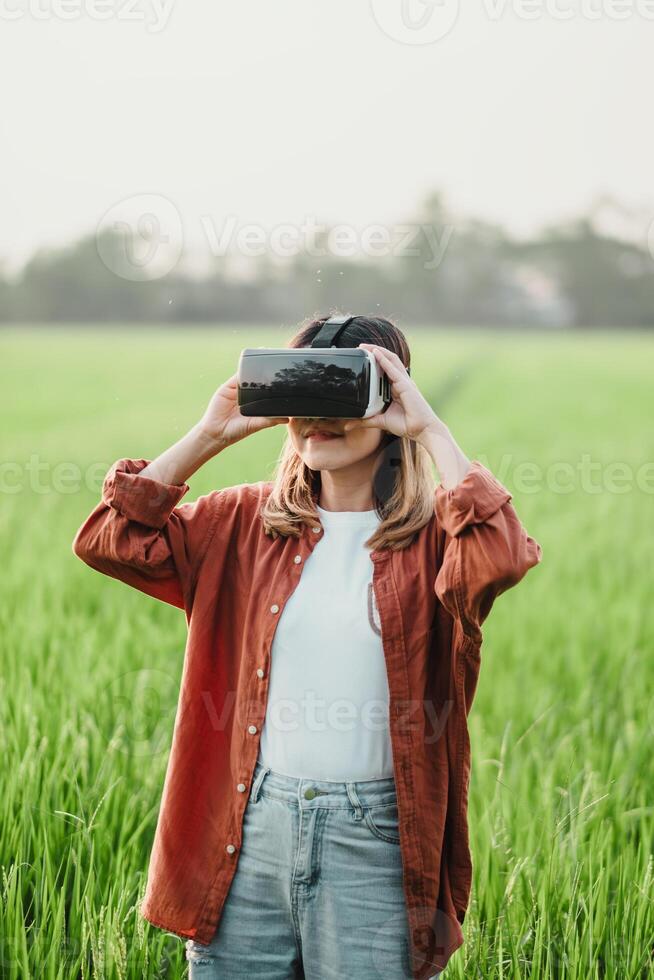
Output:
[71, 456, 542, 977]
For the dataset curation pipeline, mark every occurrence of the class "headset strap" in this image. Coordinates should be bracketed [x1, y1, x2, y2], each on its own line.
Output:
[309, 314, 357, 348]
[309, 313, 410, 378]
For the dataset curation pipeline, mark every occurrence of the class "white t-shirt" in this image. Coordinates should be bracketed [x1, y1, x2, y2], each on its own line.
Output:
[257, 502, 395, 781]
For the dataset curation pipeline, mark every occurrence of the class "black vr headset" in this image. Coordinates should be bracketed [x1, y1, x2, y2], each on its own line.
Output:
[237, 314, 406, 419]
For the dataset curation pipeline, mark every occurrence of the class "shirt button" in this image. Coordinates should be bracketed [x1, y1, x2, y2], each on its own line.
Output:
[226, 843, 236, 854]
[237, 783, 246, 792]
[270, 604, 279, 614]
[256, 668, 265, 678]
[248, 724, 258, 735]
[294, 555, 302, 564]
[312, 527, 320, 534]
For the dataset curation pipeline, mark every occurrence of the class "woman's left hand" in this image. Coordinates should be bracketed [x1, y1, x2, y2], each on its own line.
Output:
[343, 343, 442, 443]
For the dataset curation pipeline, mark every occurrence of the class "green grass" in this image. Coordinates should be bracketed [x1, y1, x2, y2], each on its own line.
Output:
[1, 325, 652, 978]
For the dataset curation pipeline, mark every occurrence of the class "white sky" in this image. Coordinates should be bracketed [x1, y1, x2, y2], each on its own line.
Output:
[2, 1, 653, 273]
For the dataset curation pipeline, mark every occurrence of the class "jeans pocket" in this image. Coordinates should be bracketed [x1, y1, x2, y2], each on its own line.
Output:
[360, 799, 401, 845]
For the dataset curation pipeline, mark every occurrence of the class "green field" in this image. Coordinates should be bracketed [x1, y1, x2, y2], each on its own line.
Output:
[1, 326, 653, 978]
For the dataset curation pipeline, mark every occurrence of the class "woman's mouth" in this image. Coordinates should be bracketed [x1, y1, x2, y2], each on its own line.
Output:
[307, 432, 342, 442]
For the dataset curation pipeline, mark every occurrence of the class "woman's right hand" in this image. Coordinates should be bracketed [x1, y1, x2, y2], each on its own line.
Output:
[197, 373, 289, 448]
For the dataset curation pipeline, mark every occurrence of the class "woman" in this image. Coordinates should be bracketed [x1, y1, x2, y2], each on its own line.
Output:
[72, 313, 542, 979]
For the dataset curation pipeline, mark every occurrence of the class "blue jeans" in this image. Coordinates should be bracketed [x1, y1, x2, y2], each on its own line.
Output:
[185, 759, 443, 979]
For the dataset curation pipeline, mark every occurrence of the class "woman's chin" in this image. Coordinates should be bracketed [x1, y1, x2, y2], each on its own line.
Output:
[301, 442, 350, 467]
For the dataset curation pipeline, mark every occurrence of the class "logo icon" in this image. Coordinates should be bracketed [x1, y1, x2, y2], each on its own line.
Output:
[370, 0, 460, 45]
[96, 193, 183, 281]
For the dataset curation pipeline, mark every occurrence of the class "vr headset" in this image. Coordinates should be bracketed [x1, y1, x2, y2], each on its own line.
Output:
[237, 314, 405, 419]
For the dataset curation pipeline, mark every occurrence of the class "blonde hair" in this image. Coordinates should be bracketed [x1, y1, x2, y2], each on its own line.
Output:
[260, 311, 438, 552]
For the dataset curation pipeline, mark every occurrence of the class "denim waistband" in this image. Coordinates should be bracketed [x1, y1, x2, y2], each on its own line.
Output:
[250, 758, 398, 810]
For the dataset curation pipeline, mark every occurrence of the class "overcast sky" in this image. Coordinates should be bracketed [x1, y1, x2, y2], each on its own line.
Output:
[2, 2, 653, 273]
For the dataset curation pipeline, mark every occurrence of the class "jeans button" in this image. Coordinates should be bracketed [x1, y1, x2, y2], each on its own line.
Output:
[304, 787, 316, 800]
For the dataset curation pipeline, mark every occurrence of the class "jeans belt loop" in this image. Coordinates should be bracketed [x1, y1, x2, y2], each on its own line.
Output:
[345, 782, 364, 821]
[250, 765, 270, 804]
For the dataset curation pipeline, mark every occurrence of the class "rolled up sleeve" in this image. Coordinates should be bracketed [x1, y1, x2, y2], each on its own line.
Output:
[433, 460, 542, 640]
[103, 459, 190, 528]
[71, 458, 223, 611]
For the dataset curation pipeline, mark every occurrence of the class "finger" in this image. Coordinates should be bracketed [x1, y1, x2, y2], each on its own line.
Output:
[359, 343, 410, 381]
[358, 342, 400, 363]
[368, 351, 411, 395]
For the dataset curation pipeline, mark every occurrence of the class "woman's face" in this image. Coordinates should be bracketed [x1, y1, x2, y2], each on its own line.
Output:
[287, 417, 385, 472]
